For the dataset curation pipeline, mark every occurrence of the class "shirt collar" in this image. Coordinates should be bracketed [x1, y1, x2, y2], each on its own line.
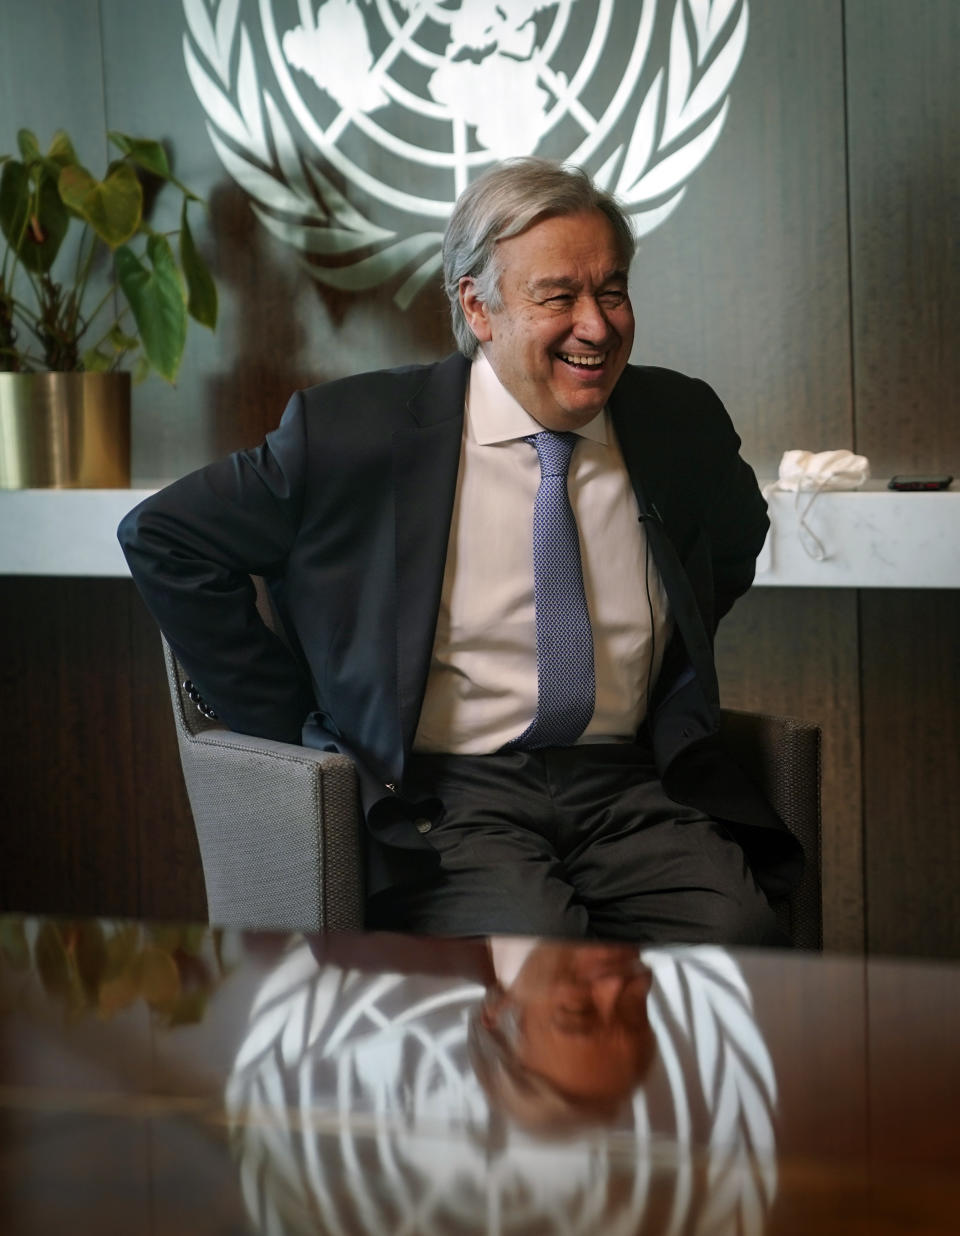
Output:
[466, 350, 609, 446]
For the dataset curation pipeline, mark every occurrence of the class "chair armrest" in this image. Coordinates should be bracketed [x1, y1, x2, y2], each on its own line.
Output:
[718, 709, 821, 825]
[719, 708, 823, 950]
[161, 637, 362, 932]
[181, 729, 362, 932]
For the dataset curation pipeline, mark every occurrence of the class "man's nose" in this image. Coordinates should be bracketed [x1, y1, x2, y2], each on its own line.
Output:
[571, 295, 611, 341]
[590, 975, 627, 1020]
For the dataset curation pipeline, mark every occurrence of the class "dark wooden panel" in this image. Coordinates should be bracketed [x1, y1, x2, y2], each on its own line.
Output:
[0, 579, 202, 921]
[125, 589, 207, 922]
[845, 0, 960, 474]
[630, 0, 853, 474]
[860, 591, 960, 959]
[845, 1, 960, 960]
[715, 588, 864, 953]
[1, 578, 136, 914]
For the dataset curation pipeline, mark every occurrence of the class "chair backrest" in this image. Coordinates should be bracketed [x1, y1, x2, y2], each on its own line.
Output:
[719, 709, 822, 949]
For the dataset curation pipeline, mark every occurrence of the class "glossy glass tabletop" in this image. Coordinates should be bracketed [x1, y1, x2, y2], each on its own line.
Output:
[1, 917, 958, 1235]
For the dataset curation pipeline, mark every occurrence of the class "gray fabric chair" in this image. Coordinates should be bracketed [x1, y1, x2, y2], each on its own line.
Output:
[718, 709, 822, 949]
[163, 640, 821, 945]
[163, 635, 363, 932]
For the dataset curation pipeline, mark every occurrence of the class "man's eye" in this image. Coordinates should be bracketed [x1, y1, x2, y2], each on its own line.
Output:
[545, 294, 574, 307]
[599, 290, 627, 307]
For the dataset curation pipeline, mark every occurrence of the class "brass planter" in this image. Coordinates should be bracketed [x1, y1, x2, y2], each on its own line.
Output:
[0, 371, 131, 488]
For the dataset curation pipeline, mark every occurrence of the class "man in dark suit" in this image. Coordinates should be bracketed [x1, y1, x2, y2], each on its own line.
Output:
[120, 158, 801, 942]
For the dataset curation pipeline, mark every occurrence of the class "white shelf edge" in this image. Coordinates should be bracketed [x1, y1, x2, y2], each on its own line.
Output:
[1, 483, 958, 587]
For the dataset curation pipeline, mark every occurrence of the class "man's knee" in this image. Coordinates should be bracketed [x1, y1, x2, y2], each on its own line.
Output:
[700, 886, 782, 947]
[373, 871, 591, 939]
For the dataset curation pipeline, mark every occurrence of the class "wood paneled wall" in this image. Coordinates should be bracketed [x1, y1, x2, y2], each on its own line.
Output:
[0, 578, 204, 922]
[844, 2, 960, 956]
[1, 1, 957, 955]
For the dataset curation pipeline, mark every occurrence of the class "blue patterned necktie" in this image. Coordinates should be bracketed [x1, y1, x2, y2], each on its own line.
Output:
[503, 430, 596, 750]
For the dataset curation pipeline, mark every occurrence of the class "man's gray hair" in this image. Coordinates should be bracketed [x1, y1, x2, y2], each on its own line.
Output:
[467, 998, 626, 1135]
[441, 157, 636, 357]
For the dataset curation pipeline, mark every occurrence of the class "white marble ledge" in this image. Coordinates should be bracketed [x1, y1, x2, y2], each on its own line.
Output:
[0, 488, 154, 577]
[0, 483, 958, 587]
[758, 481, 960, 588]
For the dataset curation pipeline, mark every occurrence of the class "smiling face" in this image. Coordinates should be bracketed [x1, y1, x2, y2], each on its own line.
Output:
[459, 209, 635, 431]
[491, 942, 655, 1103]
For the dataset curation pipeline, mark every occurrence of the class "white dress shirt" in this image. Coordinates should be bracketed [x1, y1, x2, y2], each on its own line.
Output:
[413, 352, 672, 754]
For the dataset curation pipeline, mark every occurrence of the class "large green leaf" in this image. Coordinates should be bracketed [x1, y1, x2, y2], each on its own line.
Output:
[46, 130, 78, 169]
[109, 131, 198, 200]
[0, 160, 68, 272]
[108, 131, 170, 180]
[115, 233, 187, 382]
[0, 161, 30, 248]
[179, 202, 217, 329]
[17, 129, 41, 163]
[58, 160, 142, 248]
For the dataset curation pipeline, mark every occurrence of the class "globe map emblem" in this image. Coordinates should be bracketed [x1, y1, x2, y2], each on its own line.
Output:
[271, 0, 642, 215]
[184, 0, 750, 303]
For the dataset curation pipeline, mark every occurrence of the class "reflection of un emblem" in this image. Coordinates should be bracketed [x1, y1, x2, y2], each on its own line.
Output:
[183, 0, 749, 305]
[226, 945, 777, 1236]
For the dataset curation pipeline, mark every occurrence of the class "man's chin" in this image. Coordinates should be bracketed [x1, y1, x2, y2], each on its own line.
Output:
[539, 400, 609, 432]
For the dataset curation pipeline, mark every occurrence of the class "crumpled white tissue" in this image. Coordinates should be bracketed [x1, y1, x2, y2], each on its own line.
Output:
[760, 449, 870, 565]
[775, 449, 871, 493]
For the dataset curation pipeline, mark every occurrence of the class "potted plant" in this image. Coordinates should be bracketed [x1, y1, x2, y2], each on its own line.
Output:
[0, 128, 217, 487]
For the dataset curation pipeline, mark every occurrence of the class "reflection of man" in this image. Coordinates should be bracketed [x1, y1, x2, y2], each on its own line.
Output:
[232, 935, 778, 1236]
[471, 940, 655, 1130]
[307, 933, 653, 1130]
[120, 158, 801, 943]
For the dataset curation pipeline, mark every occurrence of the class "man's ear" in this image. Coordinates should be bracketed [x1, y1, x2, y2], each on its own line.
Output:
[459, 277, 493, 343]
[480, 984, 509, 1030]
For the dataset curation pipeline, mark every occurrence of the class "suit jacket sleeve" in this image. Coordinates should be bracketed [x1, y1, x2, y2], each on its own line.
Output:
[118, 391, 316, 744]
[695, 378, 768, 630]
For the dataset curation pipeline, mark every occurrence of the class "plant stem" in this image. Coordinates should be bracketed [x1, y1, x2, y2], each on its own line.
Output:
[76, 284, 120, 342]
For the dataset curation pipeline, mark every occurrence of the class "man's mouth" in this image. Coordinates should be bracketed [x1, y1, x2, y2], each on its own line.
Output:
[557, 351, 607, 369]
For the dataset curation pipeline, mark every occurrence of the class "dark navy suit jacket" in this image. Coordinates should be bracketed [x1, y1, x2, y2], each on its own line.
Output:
[119, 354, 802, 902]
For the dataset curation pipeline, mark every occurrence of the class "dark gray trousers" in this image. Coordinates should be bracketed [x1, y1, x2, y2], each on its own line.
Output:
[382, 743, 783, 946]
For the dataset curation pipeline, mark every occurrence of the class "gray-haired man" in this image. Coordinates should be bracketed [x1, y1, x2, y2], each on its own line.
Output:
[120, 158, 801, 942]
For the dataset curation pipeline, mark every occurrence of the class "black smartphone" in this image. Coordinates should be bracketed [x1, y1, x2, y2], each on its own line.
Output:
[888, 475, 953, 491]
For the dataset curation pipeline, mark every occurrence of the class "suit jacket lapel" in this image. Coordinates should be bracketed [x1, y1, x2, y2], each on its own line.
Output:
[392, 353, 470, 753]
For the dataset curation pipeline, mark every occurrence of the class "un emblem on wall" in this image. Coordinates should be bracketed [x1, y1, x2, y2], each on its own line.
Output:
[183, 0, 749, 306]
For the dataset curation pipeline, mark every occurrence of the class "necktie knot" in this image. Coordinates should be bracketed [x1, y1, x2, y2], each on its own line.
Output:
[527, 431, 577, 478]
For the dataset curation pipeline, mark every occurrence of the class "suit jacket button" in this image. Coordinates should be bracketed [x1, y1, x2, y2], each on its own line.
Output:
[414, 818, 432, 834]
